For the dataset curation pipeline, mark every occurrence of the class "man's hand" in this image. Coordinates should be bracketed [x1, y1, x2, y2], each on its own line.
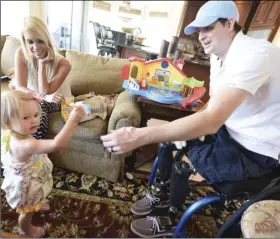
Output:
[101, 127, 140, 154]
[44, 92, 65, 104]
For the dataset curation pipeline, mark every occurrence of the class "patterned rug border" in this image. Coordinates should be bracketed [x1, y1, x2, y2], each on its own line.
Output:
[51, 188, 133, 206]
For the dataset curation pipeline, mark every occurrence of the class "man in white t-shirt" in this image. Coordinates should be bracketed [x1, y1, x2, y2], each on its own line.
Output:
[101, 1, 280, 237]
[209, 29, 280, 161]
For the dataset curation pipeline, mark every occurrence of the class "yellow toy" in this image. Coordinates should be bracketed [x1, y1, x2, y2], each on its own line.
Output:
[61, 96, 91, 123]
[61, 96, 75, 122]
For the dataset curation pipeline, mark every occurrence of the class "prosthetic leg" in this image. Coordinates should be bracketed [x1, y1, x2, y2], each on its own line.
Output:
[148, 143, 175, 204]
[130, 142, 197, 237]
[149, 142, 195, 221]
[168, 159, 195, 223]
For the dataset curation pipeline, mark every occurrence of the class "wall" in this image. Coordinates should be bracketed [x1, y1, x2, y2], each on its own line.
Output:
[29, 1, 45, 20]
[272, 27, 280, 47]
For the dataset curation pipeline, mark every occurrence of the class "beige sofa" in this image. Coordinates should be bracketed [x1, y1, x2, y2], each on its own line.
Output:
[1, 35, 141, 182]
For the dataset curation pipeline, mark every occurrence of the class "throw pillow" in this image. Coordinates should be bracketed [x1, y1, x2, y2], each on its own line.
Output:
[65, 50, 129, 96]
[241, 200, 280, 238]
[1, 36, 21, 76]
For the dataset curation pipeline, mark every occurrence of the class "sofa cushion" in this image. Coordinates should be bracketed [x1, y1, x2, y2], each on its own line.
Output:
[1, 80, 10, 93]
[65, 50, 129, 96]
[1, 35, 7, 54]
[1, 36, 21, 76]
[1, 35, 8, 76]
[48, 112, 108, 141]
[57, 49, 66, 57]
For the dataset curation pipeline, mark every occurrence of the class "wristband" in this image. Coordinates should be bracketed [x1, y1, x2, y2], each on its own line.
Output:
[39, 92, 46, 101]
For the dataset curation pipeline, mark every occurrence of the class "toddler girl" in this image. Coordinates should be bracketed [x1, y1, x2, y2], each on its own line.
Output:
[1, 90, 85, 237]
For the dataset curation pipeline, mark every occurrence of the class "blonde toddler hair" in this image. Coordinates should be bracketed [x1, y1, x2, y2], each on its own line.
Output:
[20, 16, 57, 62]
[1, 90, 41, 130]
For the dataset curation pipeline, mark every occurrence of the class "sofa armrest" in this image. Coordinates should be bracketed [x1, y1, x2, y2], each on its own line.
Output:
[107, 91, 141, 132]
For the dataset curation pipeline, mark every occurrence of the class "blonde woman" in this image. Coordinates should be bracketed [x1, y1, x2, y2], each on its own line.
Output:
[14, 16, 72, 139]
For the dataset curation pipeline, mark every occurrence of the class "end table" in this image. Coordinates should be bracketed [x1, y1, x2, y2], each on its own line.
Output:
[132, 96, 205, 169]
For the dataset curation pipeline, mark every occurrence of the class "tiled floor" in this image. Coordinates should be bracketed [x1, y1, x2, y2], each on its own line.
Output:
[137, 119, 204, 182]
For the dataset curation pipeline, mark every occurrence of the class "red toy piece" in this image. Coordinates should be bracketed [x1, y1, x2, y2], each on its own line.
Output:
[120, 64, 130, 81]
[181, 87, 206, 108]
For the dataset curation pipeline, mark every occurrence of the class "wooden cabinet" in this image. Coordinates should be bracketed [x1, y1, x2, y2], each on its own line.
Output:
[250, 1, 280, 29]
[179, 1, 206, 38]
[234, 1, 253, 27]
[178, 0, 280, 35]
[183, 61, 210, 103]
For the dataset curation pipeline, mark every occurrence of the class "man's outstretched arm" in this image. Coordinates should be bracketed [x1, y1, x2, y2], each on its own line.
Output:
[101, 87, 249, 154]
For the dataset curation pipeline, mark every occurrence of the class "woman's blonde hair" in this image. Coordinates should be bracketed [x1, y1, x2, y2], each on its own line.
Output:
[1, 90, 41, 130]
[20, 16, 57, 62]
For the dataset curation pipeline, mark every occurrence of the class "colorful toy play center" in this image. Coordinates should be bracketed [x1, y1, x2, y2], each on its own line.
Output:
[120, 57, 206, 108]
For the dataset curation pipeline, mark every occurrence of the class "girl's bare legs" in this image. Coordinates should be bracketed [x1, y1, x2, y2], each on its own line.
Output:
[18, 212, 45, 237]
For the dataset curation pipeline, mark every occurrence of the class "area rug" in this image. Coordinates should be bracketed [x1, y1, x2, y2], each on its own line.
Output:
[1, 167, 240, 238]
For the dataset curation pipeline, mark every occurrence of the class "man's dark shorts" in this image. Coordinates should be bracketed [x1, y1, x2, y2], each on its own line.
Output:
[185, 125, 279, 184]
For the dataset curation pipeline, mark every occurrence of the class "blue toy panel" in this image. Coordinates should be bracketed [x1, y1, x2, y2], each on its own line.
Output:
[122, 80, 182, 104]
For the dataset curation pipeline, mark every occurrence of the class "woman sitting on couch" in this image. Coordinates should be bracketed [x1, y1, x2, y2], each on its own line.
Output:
[13, 16, 72, 139]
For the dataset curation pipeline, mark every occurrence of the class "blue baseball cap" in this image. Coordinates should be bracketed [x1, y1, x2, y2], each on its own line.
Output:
[184, 1, 240, 35]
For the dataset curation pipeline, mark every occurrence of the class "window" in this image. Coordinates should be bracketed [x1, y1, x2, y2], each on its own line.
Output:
[46, 1, 83, 51]
[1, 1, 29, 38]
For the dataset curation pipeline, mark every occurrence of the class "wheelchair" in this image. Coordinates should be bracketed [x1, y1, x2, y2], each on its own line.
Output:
[142, 142, 280, 238]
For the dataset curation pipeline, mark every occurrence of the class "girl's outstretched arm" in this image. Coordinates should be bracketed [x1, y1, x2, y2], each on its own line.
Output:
[24, 106, 85, 154]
